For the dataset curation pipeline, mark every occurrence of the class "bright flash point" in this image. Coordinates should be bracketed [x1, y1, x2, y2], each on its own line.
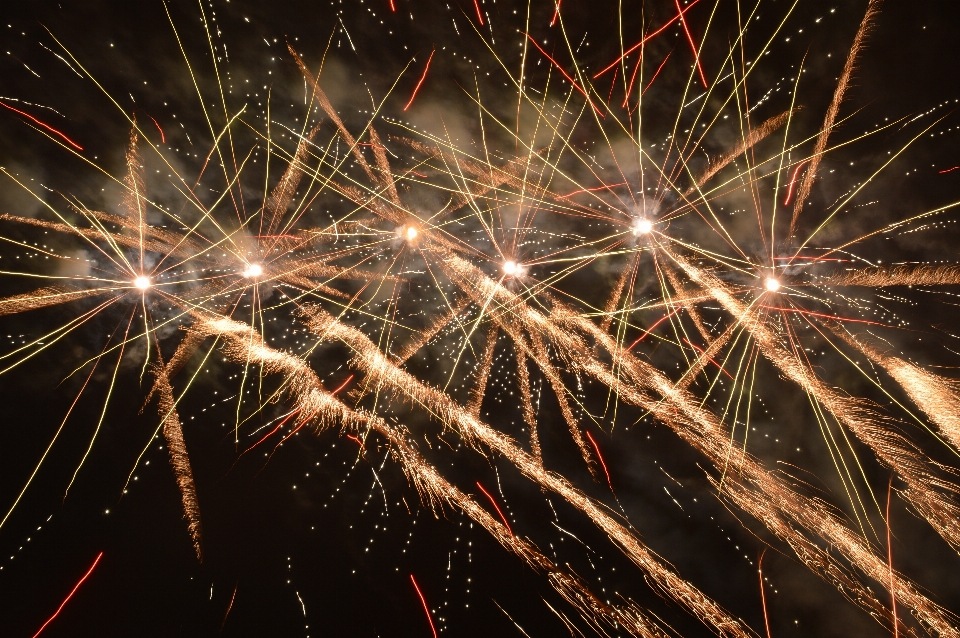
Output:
[633, 219, 653, 235]
[502, 260, 518, 276]
[406, 226, 418, 241]
[244, 263, 263, 278]
[133, 276, 151, 290]
[765, 277, 781, 292]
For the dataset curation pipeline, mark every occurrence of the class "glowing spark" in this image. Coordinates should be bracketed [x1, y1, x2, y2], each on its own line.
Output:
[31, 552, 103, 638]
[243, 263, 263, 278]
[410, 574, 438, 638]
[502, 260, 519, 276]
[133, 276, 151, 290]
[764, 278, 780, 293]
[403, 50, 435, 111]
[406, 226, 419, 241]
[0, 100, 83, 151]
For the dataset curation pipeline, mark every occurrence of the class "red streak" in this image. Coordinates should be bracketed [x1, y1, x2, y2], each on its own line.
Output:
[939, 165, 960, 174]
[627, 307, 681, 350]
[585, 431, 613, 490]
[407, 169, 428, 178]
[148, 114, 165, 144]
[410, 574, 438, 638]
[32, 552, 103, 638]
[782, 160, 810, 206]
[550, 0, 562, 26]
[594, 0, 702, 78]
[560, 181, 627, 198]
[522, 34, 603, 116]
[404, 50, 435, 111]
[760, 305, 888, 326]
[476, 481, 513, 534]
[243, 409, 301, 455]
[473, 0, 484, 25]
[389, 0, 396, 11]
[759, 550, 772, 638]
[682, 338, 733, 379]
[675, 0, 708, 88]
[0, 100, 83, 151]
[642, 50, 673, 97]
[607, 66, 619, 104]
[346, 434, 364, 449]
[622, 53, 643, 108]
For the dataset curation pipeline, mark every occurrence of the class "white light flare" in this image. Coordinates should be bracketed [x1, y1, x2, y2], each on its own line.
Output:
[133, 276, 151, 290]
[244, 263, 263, 278]
[632, 218, 653, 235]
[406, 226, 419, 241]
[765, 277, 781, 293]
[502, 260, 520, 277]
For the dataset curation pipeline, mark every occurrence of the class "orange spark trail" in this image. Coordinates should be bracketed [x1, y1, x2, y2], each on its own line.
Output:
[675, 0, 707, 88]
[32, 552, 103, 638]
[585, 431, 612, 490]
[242, 409, 301, 456]
[477, 481, 513, 534]
[822, 264, 960, 287]
[782, 160, 809, 206]
[594, 0, 702, 77]
[550, 0, 562, 26]
[939, 166, 960, 174]
[0, 100, 83, 150]
[523, 34, 603, 116]
[623, 54, 643, 107]
[404, 50, 435, 111]
[410, 574, 438, 638]
[682, 338, 733, 380]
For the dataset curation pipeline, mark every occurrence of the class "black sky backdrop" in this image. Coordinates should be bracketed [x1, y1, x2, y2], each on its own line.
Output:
[2, 1, 960, 636]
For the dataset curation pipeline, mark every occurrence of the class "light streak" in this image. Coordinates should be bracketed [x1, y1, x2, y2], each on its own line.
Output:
[585, 431, 612, 490]
[674, 0, 707, 88]
[522, 33, 602, 116]
[31, 552, 103, 638]
[0, 100, 83, 150]
[593, 0, 703, 77]
[472, 0, 484, 25]
[476, 481, 513, 534]
[782, 160, 809, 206]
[410, 574, 438, 638]
[403, 50, 435, 111]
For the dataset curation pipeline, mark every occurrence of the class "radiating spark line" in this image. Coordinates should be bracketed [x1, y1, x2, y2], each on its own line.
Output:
[31, 552, 103, 638]
[782, 159, 809, 206]
[410, 574, 438, 638]
[585, 431, 612, 490]
[675, 0, 707, 88]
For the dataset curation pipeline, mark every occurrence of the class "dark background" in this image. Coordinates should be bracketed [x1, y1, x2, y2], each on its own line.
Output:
[1, 1, 960, 636]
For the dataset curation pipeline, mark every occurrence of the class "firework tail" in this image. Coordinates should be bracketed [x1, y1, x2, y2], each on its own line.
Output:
[822, 264, 960, 287]
[788, 0, 882, 236]
[830, 324, 960, 455]
[600, 252, 639, 333]
[685, 110, 794, 197]
[466, 323, 499, 417]
[265, 123, 323, 238]
[190, 312, 674, 638]
[515, 347, 543, 465]
[120, 122, 148, 257]
[393, 296, 471, 365]
[660, 258, 712, 342]
[0, 286, 113, 317]
[300, 305, 757, 638]
[150, 358, 203, 561]
[434, 246, 953, 635]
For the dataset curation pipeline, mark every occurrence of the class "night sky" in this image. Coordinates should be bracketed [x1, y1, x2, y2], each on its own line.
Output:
[2, 1, 960, 636]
